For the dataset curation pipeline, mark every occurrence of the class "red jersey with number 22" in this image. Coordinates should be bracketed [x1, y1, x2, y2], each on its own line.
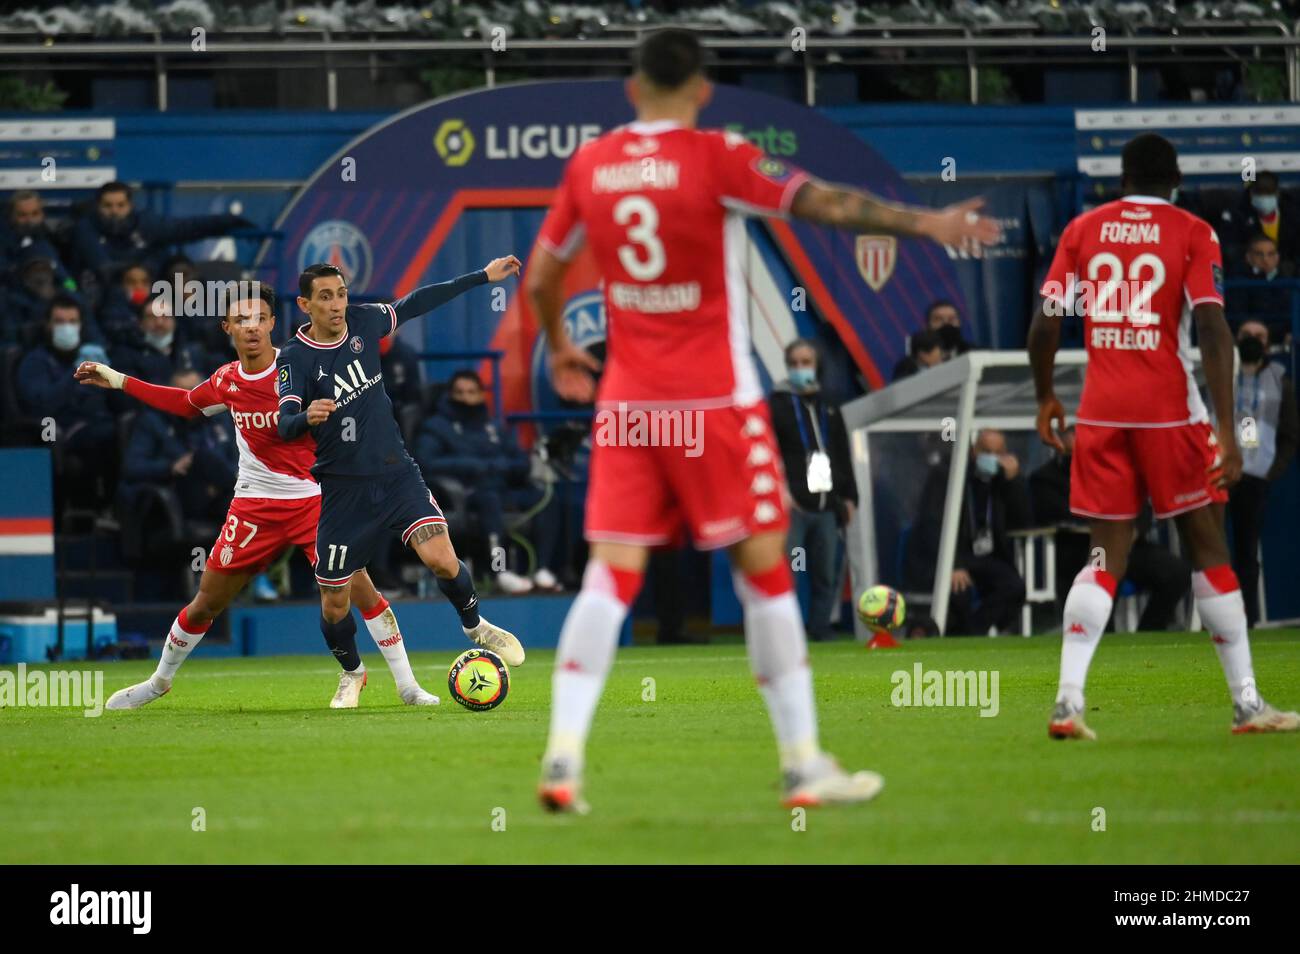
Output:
[536, 120, 810, 409]
[1040, 196, 1224, 427]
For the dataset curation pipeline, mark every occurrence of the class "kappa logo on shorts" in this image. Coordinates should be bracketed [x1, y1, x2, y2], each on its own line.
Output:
[753, 501, 780, 524]
[746, 443, 773, 466]
[750, 472, 776, 495]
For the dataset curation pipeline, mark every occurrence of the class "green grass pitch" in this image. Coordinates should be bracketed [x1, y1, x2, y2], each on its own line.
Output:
[2, 630, 1297, 864]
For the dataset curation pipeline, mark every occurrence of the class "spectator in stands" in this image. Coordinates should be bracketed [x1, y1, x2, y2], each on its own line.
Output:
[380, 333, 422, 411]
[1226, 320, 1298, 627]
[770, 339, 858, 640]
[1228, 234, 1295, 328]
[70, 180, 251, 283]
[904, 428, 1029, 635]
[1223, 172, 1300, 267]
[925, 299, 973, 359]
[1029, 425, 1191, 630]
[892, 328, 944, 381]
[16, 295, 118, 505]
[414, 369, 561, 595]
[98, 261, 155, 347]
[113, 294, 210, 385]
[3, 241, 90, 348]
[1, 190, 74, 275]
[119, 368, 238, 553]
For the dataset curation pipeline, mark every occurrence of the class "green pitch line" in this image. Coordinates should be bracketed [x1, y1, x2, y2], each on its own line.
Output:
[1, 632, 1297, 864]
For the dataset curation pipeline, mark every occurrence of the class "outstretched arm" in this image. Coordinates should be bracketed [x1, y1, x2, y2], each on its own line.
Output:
[75, 360, 204, 419]
[790, 181, 1001, 248]
[390, 256, 521, 329]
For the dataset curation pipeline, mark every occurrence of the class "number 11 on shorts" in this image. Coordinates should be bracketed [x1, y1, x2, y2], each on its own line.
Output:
[326, 544, 348, 572]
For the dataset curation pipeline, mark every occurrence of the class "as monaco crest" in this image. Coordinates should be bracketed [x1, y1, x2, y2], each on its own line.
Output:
[856, 235, 897, 292]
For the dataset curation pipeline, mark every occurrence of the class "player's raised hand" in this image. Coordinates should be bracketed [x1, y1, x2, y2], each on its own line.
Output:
[484, 255, 522, 282]
[306, 398, 337, 425]
[924, 198, 1001, 250]
[548, 341, 602, 404]
[74, 361, 124, 390]
[1036, 395, 1067, 452]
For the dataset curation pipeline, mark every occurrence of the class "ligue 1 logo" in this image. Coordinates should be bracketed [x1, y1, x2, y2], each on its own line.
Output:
[298, 220, 373, 291]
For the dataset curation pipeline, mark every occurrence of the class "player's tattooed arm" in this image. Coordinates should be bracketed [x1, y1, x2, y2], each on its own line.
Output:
[1193, 302, 1243, 488]
[1027, 302, 1067, 452]
[408, 523, 447, 545]
[790, 180, 1001, 247]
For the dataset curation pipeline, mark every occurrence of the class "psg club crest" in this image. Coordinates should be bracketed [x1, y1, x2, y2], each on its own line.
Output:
[855, 235, 897, 292]
[349, 336, 363, 353]
[297, 220, 373, 291]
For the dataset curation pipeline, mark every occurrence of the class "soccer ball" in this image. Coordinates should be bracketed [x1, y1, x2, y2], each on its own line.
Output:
[447, 649, 510, 711]
[857, 585, 905, 632]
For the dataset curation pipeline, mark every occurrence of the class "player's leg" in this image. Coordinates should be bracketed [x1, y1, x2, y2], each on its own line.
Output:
[317, 577, 368, 708]
[315, 480, 374, 708]
[349, 568, 439, 706]
[1175, 503, 1298, 733]
[1050, 423, 1139, 740]
[398, 475, 524, 666]
[539, 540, 648, 814]
[105, 567, 250, 710]
[729, 529, 882, 807]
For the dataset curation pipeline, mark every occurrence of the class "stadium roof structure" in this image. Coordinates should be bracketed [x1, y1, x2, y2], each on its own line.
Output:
[839, 348, 1209, 636]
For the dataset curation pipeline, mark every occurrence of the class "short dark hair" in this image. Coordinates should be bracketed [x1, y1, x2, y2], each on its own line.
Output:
[1251, 170, 1280, 194]
[783, 337, 818, 366]
[449, 369, 483, 390]
[1121, 133, 1180, 195]
[1247, 232, 1278, 252]
[299, 263, 345, 298]
[926, 299, 959, 323]
[97, 180, 131, 202]
[227, 283, 277, 320]
[46, 294, 82, 323]
[910, 329, 941, 358]
[634, 29, 705, 91]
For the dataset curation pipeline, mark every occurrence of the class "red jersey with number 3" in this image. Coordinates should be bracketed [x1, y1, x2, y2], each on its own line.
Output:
[1040, 195, 1224, 427]
[536, 120, 810, 410]
[187, 352, 320, 499]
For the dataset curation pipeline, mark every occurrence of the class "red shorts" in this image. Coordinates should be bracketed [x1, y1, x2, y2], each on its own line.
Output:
[585, 401, 789, 550]
[206, 495, 320, 574]
[1070, 421, 1228, 520]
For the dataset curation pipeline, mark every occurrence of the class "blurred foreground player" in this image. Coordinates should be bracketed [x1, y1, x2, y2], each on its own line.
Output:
[1029, 132, 1298, 738]
[78, 287, 440, 709]
[276, 259, 527, 685]
[527, 28, 1001, 811]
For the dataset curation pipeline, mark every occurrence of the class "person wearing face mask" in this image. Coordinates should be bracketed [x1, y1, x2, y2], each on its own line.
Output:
[3, 241, 94, 348]
[113, 294, 210, 385]
[904, 428, 1030, 635]
[1222, 321, 1298, 626]
[769, 339, 858, 640]
[1030, 426, 1192, 630]
[1224, 172, 1300, 268]
[70, 180, 252, 284]
[98, 261, 157, 348]
[891, 328, 944, 382]
[1, 190, 75, 276]
[414, 369, 562, 595]
[925, 299, 973, 360]
[16, 296, 118, 510]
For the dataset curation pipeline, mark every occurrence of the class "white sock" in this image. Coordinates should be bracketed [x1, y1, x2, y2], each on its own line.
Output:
[544, 561, 633, 769]
[734, 569, 820, 772]
[360, 596, 418, 693]
[1193, 567, 1259, 709]
[153, 609, 210, 684]
[1056, 567, 1116, 710]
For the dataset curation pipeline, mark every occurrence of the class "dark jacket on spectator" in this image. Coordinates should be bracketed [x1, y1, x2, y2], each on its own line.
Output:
[17, 341, 114, 436]
[72, 209, 249, 279]
[381, 337, 422, 410]
[113, 338, 211, 386]
[415, 394, 528, 488]
[769, 381, 858, 523]
[1221, 190, 1300, 266]
[1029, 452, 1073, 527]
[904, 455, 1031, 592]
[121, 408, 237, 515]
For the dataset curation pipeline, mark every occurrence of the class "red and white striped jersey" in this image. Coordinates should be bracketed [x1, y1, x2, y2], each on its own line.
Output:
[537, 120, 810, 410]
[188, 352, 320, 499]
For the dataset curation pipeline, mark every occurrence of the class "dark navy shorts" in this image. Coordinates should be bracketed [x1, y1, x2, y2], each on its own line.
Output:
[315, 465, 445, 586]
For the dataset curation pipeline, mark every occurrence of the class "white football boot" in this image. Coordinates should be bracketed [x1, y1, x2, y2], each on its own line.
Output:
[538, 753, 590, 815]
[781, 753, 885, 808]
[464, 617, 525, 667]
[106, 677, 171, 710]
[1048, 699, 1097, 740]
[399, 685, 441, 706]
[1232, 699, 1300, 734]
[330, 666, 367, 709]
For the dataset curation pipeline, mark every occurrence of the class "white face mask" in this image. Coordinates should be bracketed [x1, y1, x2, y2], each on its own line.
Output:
[51, 323, 81, 352]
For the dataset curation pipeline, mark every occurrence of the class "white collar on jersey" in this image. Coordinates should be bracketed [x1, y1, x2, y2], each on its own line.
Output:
[626, 119, 684, 135]
[1121, 194, 1171, 205]
[237, 348, 280, 381]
